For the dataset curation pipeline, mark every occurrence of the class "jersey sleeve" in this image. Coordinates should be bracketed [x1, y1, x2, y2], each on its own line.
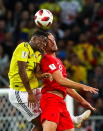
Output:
[16, 44, 29, 62]
[35, 51, 42, 63]
[43, 56, 59, 74]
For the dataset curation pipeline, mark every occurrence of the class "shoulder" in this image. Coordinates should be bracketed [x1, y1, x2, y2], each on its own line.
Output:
[42, 54, 54, 60]
[41, 54, 57, 65]
[42, 54, 52, 61]
[17, 42, 29, 49]
[15, 42, 30, 53]
[13, 42, 30, 58]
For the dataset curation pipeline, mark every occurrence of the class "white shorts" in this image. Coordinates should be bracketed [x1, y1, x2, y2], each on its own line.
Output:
[9, 88, 42, 122]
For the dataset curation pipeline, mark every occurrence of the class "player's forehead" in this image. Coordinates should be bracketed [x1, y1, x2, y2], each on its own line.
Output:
[31, 35, 47, 42]
[48, 33, 55, 40]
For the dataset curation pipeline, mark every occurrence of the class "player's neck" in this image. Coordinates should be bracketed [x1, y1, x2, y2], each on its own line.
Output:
[29, 42, 39, 52]
[46, 52, 56, 56]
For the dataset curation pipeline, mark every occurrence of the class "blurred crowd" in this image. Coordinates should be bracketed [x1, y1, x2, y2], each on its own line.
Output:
[0, 0, 103, 128]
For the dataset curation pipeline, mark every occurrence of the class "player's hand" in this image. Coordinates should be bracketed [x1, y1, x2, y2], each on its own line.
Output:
[88, 105, 96, 111]
[82, 85, 99, 94]
[28, 92, 36, 109]
[81, 101, 96, 111]
[41, 73, 53, 81]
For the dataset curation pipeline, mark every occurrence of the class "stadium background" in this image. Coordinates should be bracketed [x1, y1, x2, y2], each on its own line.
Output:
[0, 0, 103, 130]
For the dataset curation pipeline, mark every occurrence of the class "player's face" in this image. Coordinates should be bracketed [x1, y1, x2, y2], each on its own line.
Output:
[30, 36, 47, 52]
[47, 33, 58, 52]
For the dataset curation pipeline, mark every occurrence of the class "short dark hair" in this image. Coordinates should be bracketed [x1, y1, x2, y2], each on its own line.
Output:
[30, 30, 50, 52]
[32, 30, 49, 38]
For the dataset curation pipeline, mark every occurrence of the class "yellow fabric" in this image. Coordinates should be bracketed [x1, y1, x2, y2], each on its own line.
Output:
[63, 59, 87, 83]
[40, 2, 61, 13]
[71, 65, 87, 83]
[8, 42, 42, 91]
[74, 43, 94, 62]
[73, 43, 94, 69]
[97, 48, 103, 65]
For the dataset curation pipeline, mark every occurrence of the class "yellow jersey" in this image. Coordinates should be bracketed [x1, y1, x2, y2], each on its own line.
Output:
[8, 42, 42, 91]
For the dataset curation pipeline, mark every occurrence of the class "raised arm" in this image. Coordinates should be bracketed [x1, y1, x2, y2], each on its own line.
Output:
[66, 88, 96, 111]
[52, 70, 98, 94]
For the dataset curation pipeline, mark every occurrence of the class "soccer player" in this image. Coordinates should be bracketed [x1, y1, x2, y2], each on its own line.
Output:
[8, 33, 51, 131]
[40, 32, 98, 131]
[8, 31, 95, 131]
[33, 32, 95, 129]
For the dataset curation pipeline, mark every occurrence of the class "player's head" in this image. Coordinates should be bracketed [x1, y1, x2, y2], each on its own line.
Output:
[29, 31, 48, 52]
[30, 30, 58, 53]
[45, 32, 58, 53]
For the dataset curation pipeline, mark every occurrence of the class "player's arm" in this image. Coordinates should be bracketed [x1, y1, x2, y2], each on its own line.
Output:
[34, 63, 53, 80]
[52, 70, 98, 94]
[16, 45, 36, 107]
[18, 61, 36, 107]
[18, 61, 33, 94]
[66, 88, 96, 111]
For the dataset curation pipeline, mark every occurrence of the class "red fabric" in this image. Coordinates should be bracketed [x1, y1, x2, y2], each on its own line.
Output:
[40, 54, 68, 98]
[40, 93, 74, 131]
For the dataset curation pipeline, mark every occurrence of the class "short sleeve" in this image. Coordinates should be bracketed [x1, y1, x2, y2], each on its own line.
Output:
[48, 63, 59, 74]
[16, 45, 29, 62]
[43, 56, 59, 74]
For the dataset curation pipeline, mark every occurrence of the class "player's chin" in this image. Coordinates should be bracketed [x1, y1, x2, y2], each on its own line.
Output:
[52, 48, 58, 52]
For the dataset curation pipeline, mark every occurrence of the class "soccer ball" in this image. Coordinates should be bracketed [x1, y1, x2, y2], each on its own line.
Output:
[34, 9, 53, 28]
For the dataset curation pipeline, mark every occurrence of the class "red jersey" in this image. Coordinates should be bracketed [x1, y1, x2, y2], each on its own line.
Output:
[40, 54, 67, 98]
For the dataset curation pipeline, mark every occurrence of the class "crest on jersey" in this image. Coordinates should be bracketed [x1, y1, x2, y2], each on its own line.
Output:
[22, 51, 28, 58]
[49, 64, 56, 70]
